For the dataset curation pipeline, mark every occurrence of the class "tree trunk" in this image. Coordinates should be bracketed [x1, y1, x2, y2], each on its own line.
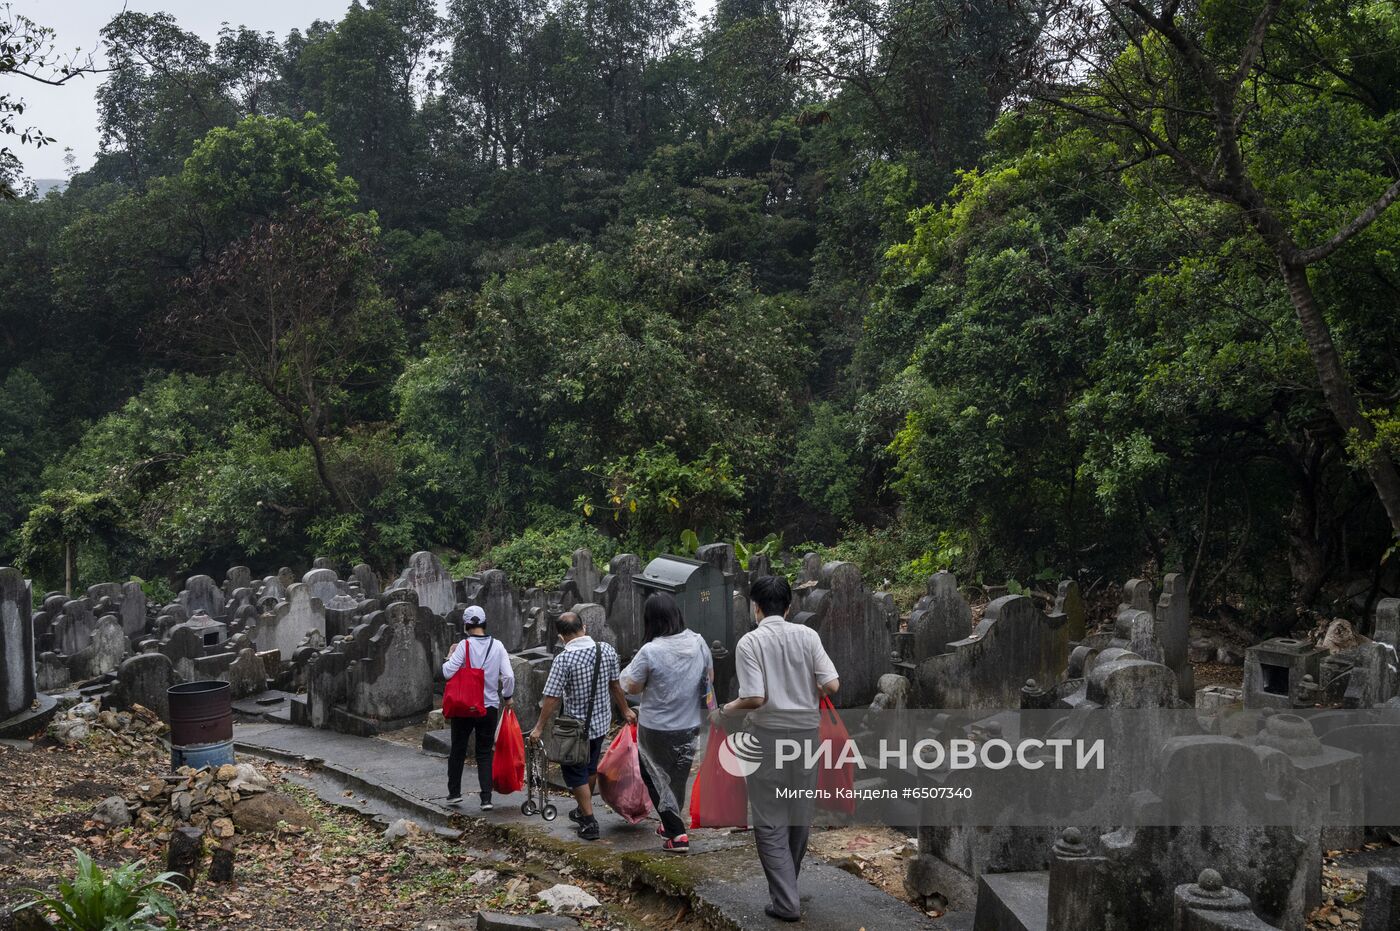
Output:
[301, 421, 354, 514]
[1277, 260, 1400, 538]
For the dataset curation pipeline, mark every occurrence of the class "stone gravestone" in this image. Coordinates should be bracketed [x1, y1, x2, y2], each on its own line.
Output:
[1375, 598, 1400, 648]
[181, 575, 226, 620]
[346, 602, 435, 724]
[114, 652, 179, 722]
[302, 568, 341, 606]
[161, 625, 205, 682]
[1054, 579, 1087, 642]
[55, 599, 97, 656]
[908, 571, 971, 661]
[352, 563, 381, 599]
[475, 570, 523, 653]
[405, 551, 455, 618]
[0, 568, 36, 721]
[574, 603, 615, 649]
[566, 550, 601, 608]
[259, 576, 286, 604]
[71, 616, 127, 681]
[254, 583, 326, 661]
[600, 554, 645, 661]
[1156, 573, 1193, 700]
[119, 581, 148, 639]
[918, 594, 1072, 710]
[803, 562, 892, 708]
[224, 566, 252, 597]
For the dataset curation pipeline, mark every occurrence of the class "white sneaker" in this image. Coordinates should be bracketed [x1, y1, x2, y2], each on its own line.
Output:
[445, 795, 463, 805]
[480, 801, 494, 812]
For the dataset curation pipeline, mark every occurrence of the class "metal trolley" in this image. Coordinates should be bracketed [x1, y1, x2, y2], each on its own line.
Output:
[520, 736, 558, 821]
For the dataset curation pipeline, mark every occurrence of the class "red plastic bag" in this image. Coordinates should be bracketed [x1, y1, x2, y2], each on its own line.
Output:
[817, 696, 855, 814]
[492, 708, 525, 795]
[443, 639, 491, 718]
[596, 723, 652, 824]
[689, 724, 749, 829]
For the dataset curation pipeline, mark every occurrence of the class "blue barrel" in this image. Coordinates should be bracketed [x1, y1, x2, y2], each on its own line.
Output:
[168, 681, 234, 771]
[171, 738, 235, 770]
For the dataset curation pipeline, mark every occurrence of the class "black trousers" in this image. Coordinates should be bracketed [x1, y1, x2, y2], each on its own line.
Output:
[447, 707, 499, 799]
[637, 725, 699, 838]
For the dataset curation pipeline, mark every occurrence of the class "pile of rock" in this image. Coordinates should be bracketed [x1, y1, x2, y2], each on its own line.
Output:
[105, 762, 277, 839]
[47, 700, 167, 746]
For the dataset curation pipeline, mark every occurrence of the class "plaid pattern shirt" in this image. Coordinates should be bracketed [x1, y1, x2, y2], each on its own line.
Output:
[543, 637, 620, 737]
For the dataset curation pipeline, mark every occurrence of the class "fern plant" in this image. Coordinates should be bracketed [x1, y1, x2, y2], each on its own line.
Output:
[18, 849, 181, 931]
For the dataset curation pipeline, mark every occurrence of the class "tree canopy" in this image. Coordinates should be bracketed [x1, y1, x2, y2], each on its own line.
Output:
[3, 0, 1399, 626]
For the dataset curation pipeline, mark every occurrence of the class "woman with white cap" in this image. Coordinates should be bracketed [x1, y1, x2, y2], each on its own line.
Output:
[442, 605, 515, 810]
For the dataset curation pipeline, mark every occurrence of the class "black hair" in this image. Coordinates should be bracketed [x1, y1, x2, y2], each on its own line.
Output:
[642, 592, 686, 643]
[556, 612, 584, 637]
[750, 575, 792, 618]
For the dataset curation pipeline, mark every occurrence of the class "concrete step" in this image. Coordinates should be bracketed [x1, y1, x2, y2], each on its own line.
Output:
[973, 871, 1049, 931]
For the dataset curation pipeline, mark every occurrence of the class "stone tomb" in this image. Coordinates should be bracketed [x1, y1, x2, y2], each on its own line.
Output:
[253, 583, 327, 661]
[302, 603, 435, 735]
[1244, 638, 1324, 710]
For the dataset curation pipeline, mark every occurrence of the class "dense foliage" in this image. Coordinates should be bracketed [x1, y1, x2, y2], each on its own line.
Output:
[2, 0, 1398, 625]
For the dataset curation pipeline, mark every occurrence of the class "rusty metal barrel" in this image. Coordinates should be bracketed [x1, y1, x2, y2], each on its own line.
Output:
[167, 680, 234, 770]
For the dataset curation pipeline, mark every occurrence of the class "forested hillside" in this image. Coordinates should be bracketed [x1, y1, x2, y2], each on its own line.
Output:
[3, 0, 1398, 627]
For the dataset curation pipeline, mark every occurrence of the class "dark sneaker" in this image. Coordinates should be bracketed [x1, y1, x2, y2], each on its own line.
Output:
[663, 834, 689, 853]
[568, 807, 583, 824]
[577, 818, 600, 841]
[480, 801, 493, 812]
[764, 905, 800, 922]
[444, 795, 463, 805]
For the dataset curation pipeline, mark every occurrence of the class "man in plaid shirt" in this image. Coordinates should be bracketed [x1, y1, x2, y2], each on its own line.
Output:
[529, 612, 634, 840]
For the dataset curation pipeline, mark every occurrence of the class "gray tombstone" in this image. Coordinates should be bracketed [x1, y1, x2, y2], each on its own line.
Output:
[602, 554, 645, 661]
[181, 575, 225, 620]
[119, 580, 147, 639]
[0, 568, 36, 720]
[254, 583, 327, 661]
[908, 571, 971, 661]
[352, 563, 381, 599]
[804, 561, 892, 708]
[224, 566, 252, 597]
[301, 568, 341, 606]
[476, 569, 523, 653]
[405, 551, 455, 617]
[114, 652, 179, 722]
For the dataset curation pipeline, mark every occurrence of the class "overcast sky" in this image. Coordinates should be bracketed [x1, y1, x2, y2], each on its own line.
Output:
[8, 0, 411, 179]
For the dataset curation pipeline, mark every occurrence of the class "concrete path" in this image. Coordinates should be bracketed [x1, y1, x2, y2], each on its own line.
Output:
[234, 721, 968, 931]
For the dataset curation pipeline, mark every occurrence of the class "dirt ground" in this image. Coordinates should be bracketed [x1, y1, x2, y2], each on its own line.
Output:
[0, 725, 701, 931]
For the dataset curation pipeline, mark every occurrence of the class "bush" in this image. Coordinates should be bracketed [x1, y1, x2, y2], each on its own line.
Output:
[465, 522, 618, 589]
[18, 849, 181, 931]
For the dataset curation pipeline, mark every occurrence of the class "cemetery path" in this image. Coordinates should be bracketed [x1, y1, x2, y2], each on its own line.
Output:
[233, 721, 970, 931]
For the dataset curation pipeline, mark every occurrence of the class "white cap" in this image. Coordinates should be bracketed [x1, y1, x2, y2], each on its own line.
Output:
[463, 605, 487, 627]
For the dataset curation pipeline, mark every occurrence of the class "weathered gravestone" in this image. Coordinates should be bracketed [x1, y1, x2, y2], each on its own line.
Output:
[917, 594, 1072, 711]
[598, 554, 645, 661]
[475, 570, 523, 653]
[180, 575, 225, 620]
[224, 567, 252, 598]
[114, 652, 179, 722]
[120, 581, 147, 638]
[254, 583, 326, 661]
[71, 616, 127, 681]
[908, 571, 972, 662]
[352, 563, 381, 599]
[302, 568, 341, 606]
[403, 551, 455, 617]
[0, 568, 37, 721]
[798, 561, 893, 707]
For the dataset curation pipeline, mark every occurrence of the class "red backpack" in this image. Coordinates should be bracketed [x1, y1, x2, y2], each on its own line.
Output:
[443, 637, 493, 719]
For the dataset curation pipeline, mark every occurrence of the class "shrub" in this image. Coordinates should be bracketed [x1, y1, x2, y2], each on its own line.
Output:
[18, 849, 181, 931]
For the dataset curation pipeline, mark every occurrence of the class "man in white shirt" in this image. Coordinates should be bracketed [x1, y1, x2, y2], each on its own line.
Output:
[442, 605, 515, 810]
[713, 575, 839, 922]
